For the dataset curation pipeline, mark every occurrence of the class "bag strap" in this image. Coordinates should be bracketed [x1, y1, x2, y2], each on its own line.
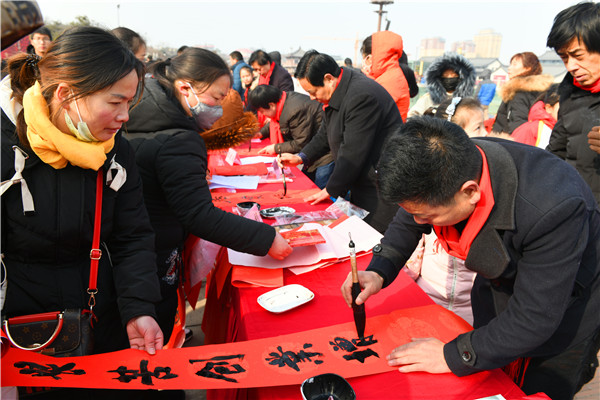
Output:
[87, 169, 103, 312]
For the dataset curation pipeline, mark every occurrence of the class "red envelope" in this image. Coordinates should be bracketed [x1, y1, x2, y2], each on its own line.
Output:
[280, 229, 326, 247]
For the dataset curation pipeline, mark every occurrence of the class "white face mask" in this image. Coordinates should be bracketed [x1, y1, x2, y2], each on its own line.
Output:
[184, 83, 223, 130]
[64, 93, 97, 142]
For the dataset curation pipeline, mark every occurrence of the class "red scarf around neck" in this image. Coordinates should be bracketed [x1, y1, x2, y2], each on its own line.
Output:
[433, 146, 495, 260]
[258, 62, 275, 86]
[573, 77, 600, 93]
[268, 91, 287, 144]
[257, 62, 276, 127]
[243, 87, 249, 107]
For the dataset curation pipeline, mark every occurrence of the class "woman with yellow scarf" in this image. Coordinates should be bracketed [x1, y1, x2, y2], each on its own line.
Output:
[1, 27, 162, 398]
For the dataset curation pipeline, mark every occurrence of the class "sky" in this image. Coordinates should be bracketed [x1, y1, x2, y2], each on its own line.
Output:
[35, 0, 581, 64]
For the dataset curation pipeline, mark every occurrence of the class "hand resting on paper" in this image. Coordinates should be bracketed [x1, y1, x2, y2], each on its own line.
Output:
[258, 144, 277, 156]
[268, 231, 293, 260]
[588, 126, 600, 154]
[304, 188, 331, 205]
[387, 338, 451, 374]
[126, 315, 164, 355]
[341, 270, 384, 307]
[278, 152, 303, 166]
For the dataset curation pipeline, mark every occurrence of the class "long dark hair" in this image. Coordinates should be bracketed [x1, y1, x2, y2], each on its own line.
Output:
[111, 26, 146, 56]
[150, 47, 231, 97]
[6, 26, 145, 148]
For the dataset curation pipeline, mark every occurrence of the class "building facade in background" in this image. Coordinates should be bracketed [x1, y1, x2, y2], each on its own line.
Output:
[474, 29, 502, 58]
[419, 37, 445, 58]
[451, 40, 476, 58]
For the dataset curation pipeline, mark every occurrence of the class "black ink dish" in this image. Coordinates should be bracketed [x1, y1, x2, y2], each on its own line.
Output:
[236, 201, 260, 215]
[300, 373, 356, 400]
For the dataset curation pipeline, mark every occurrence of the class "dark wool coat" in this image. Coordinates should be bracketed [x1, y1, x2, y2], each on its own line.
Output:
[425, 52, 476, 104]
[259, 91, 333, 173]
[492, 74, 554, 134]
[1, 112, 160, 354]
[300, 67, 402, 232]
[124, 78, 275, 271]
[368, 138, 600, 376]
[546, 72, 600, 204]
[268, 62, 294, 92]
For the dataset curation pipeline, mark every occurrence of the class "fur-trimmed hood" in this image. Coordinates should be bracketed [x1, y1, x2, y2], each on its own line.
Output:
[425, 52, 476, 104]
[499, 74, 554, 102]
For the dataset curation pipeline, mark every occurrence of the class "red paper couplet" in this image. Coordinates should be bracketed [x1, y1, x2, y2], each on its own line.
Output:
[1, 305, 472, 390]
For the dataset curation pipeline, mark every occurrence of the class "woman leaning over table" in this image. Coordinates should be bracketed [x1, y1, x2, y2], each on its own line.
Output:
[1, 26, 162, 397]
[124, 47, 292, 343]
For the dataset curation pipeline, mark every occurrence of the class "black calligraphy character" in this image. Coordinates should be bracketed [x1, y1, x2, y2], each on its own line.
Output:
[265, 343, 324, 372]
[189, 354, 246, 383]
[343, 348, 379, 363]
[353, 334, 377, 347]
[14, 362, 85, 380]
[108, 360, 178, 386]
[329, 337, 357, 352]
[329, 335, 379, 364]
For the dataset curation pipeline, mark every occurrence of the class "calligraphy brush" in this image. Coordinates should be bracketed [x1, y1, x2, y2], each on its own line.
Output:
[349, 233, 365, 339]
[277, 148, 287, 197]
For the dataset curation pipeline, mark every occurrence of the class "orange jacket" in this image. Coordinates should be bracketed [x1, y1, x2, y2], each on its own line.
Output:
[366, 31, 410, 121]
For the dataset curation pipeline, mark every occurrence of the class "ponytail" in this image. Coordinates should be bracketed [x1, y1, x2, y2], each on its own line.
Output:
[148, 58, 173, 96]
[150, 48, 231, 96]
[6, 53, 41, 148]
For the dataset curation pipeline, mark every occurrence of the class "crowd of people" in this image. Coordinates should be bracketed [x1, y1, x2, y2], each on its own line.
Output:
[1, 1, 599, 400]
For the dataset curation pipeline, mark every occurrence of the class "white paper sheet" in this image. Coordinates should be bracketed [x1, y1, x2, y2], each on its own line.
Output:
[227, 216, 383, 269]
[208, 175, 260, 190]
[240, 156, 276, 165]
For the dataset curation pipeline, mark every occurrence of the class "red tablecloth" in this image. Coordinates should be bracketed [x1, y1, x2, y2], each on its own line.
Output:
[202, 140, 527, 399]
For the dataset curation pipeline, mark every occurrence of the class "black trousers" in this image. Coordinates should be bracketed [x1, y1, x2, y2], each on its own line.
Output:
[521, 327, 600, 400]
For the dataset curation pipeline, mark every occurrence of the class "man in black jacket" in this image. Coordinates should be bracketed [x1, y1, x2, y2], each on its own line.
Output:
[546, 2, 600, 205]
[342, 117, 600, 400]
[280, 50, 402, 233]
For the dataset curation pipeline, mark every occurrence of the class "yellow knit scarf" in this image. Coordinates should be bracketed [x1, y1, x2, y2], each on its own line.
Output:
[23, 81, 114, 170]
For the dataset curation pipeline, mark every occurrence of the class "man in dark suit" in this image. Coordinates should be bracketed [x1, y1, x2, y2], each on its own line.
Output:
[280, 49, 402, 233]
[342, 117, 600, 400]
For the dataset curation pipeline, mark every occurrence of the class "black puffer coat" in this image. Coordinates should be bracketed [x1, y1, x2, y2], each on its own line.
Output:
[124, 78, 276, 338]
[407, 52, 476, 118]
[546, 72, 600, 204]
[1, 112, 160, 354]
[424, 52, 476, 105]
[124, 79, 275, 277]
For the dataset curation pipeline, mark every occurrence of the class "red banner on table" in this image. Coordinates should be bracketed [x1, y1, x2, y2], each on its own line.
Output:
[2, 305, 472, 390]
[211, 189, 321, 210]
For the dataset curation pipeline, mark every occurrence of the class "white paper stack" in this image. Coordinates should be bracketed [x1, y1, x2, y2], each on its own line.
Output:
[227, 216, 383, 273]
